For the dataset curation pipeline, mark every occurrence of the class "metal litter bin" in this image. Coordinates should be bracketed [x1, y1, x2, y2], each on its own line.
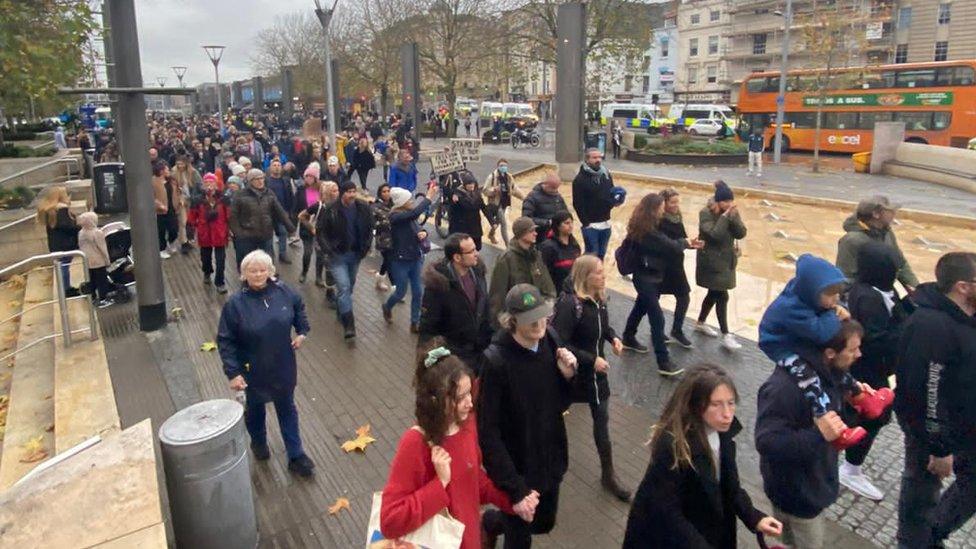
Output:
[159, 399, 257, 549]
[92, 162, 128, 214]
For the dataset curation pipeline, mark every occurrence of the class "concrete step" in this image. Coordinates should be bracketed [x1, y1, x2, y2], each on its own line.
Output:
[0, 274, 28, 459]
[0, 268, 55, 490]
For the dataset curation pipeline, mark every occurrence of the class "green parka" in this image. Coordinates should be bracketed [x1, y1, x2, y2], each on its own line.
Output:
[695, 206, 747, 291]
[488, 238, 557, 320]
[835, 215, 919, 289]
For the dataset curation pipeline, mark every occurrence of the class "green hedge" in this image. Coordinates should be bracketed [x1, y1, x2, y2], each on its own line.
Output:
[633, 134, 649, 149]
[0, 144, 56, 158]
[0, 186, 36, 210]
[2, 131, 38, 141]
[641, 135, 746, 155]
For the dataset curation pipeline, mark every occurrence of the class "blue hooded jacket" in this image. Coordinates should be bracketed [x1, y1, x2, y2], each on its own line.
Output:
[758, 254, 847, 363]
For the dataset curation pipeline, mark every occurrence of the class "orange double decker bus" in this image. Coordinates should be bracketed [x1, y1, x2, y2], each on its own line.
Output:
[737, 60, 976, 153]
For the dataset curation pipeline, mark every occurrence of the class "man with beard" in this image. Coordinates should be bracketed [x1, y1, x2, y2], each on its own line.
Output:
[836, 196, 918, 293]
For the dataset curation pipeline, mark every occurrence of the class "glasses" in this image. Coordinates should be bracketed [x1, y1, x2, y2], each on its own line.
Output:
[460, 248, 478, 255]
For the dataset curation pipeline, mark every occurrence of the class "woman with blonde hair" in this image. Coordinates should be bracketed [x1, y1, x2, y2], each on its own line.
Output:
[551, 254, 630, 501]
[36, 186, 79, 295]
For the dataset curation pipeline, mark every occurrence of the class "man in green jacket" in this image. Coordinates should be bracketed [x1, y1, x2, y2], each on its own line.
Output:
[489, 217, 557, 322]
[836, 196, 919, 292]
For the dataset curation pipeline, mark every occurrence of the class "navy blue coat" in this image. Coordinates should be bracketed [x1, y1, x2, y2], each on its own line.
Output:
[218, 279, 310, 395]
[389, 197, 430, 262]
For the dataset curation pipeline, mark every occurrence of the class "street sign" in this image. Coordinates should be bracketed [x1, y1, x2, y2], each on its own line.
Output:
[429, 150, 465, 176]
[449, 138, 480, 162]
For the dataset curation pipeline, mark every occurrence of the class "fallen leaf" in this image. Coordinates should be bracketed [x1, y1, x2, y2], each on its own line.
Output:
[5, 274, 26, 289]
[200, 341, 218, 352]
[341, 424, 377, 453]
[7, 300, 21, 310]
[20, 435, 48, 463]
[45, 423, 54, 432]
[328, 497, 350, 516]
[171, 307, 184, 319]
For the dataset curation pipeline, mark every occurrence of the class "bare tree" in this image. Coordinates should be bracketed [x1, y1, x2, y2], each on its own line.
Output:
[251, 12, 327, 106]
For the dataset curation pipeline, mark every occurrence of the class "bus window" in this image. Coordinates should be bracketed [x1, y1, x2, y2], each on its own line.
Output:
[747, 79, 765, 93]
[862, 71, 895, 89]
[764, 77, 780, 92]
[936, 66, 975, 86]
[612, 108, 639, 119]
[823, 112, 858, 129]
[786, 112, 817, 128]
[858, 111, 893, 129]
[895, 69, 935, 88]
[932, 112, 951, 129]
[893, 111, 933, 130]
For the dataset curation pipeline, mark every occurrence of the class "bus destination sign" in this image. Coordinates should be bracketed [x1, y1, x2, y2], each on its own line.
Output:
[802, 92, 953, 107]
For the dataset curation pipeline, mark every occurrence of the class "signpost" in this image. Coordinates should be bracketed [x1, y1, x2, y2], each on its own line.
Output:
[449, 138, 480, 163]
[429, 150, 465, 176]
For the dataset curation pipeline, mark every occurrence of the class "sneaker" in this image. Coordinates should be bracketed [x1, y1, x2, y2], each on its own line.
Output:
[670, 331, 694, 349]
[216, 284, 228, 294]
[839, 464, 884, 501]
[203, 274, 212, 285]
[852, 387, 894, 421]
[662, 332, 672, 344]
[695, 322, 719, 337]
[96, 298, 115, 309]
[410, 322, 420, 334]
[830, 426, 868, 451]
[721, 333, 742, 350]
[382, 304, 393, 323]
[288, 454, 316, 477]
[250, 441, 271, 461]
[159, 250, 171, 260]
[621, 336, 648, 354]
[180, 242, 193, 255]
[314, 278, 326, 288]
[299, 273, 306, 284]
[657, 359, 684, 377]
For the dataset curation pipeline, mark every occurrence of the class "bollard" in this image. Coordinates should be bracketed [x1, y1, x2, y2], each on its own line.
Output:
[159, 399, 258, 549]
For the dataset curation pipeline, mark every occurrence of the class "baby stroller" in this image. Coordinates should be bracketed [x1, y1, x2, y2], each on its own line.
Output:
[101, 221, 134, 302]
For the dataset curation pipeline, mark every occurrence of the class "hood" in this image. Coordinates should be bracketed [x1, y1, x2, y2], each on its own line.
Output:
[787, 254, 848, 310]
[842, 214, 888, 238]
[912, 282, 976, 327]
[855, 241, 896, 291]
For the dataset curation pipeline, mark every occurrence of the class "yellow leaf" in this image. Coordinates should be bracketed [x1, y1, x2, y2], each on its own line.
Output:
[327, 497, 350, 516]
[8, 300, 21, 309]
[200, 341, 218, 352]
[20, 435, 48, 463]
[341, 424, 377, 453]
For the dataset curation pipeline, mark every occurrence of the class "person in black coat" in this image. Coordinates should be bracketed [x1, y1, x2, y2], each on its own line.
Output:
[521, 172, 568, 245]
[348, 137, 376, 190]
[447, 170, 491, 250]
[551, 255, 630, 502]
[539, 210, 581, 291]
[571, 148, 617, 259]
[624, 364, 781, 548]
[36, 185, 80, 295]
[658, 188, 694, 347]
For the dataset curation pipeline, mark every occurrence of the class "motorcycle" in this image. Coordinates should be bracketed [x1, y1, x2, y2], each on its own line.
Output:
[511, 126, 541, 149]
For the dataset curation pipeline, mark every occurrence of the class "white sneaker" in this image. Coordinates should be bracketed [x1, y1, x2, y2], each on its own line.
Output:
[839, 465, 884, 501]
[722, 333, 742, 350]
[159, 250, 171, 259]
[695, 323, 719, 337]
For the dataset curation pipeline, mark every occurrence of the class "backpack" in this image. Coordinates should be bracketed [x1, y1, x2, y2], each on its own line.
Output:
[614, 237, 638, 276]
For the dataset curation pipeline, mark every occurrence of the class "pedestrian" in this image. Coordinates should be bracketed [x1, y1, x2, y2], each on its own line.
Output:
[349, 137, 376, 191]
[54, 126, 68, 150]
[380, 338, 516, 548]
[756, 320, 865, 549]
[381, 186, 436, 333]
[488, 217, 557, 321]
[522, 171, 568, 244]
[621, 193, 701, 376]
[380, 136, 398, 182]
[551, 255, 631, 501]
[316, 180, 375, 339]
[448, 170, 490, 250]
[151, 161, 179, 259]
[479, 284, 579, 548]
[895, 252, 976, 548]
[36, 186, 80, 295]
[695, 181, 746, 351]
[418, 233, 492, 376]
[835, 195, 918, 293]
[187, 173, 230, 294]
[611, 122, 622, 159]
[464, 116, 472, 136]
[321, 155, 348, 187]
[371, 183, 394, 292]
[747, 127, 764, 177]
[228, 168, 295, 269]
[572, 148, 620, 260]
[388, 149, 418, 193]
[624, 364, 783, 548]
[658, 187, 694, 348]
[265, 158, 294, 264]
[482, 158, 524, 245]
[217, 250, 314, 477]
[76, 212, 115, 308]
[173, 155, 202, 254]
[539, 210, 581, 291]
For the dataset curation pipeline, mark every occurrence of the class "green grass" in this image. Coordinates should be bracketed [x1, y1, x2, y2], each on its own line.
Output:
[640, 135, 746, 155]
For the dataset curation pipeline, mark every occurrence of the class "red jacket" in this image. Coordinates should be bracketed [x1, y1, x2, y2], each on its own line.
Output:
[188, 197, 229, 247]
[381, 418, 512, 549]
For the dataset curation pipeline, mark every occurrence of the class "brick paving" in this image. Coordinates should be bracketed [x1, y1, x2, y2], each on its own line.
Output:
[97, 159, 975, 548]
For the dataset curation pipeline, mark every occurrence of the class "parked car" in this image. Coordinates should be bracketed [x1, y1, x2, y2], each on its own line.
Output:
[687, 119, 724, 136]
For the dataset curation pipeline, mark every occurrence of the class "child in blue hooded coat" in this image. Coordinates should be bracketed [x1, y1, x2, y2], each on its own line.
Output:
[758, 254, 893, 450]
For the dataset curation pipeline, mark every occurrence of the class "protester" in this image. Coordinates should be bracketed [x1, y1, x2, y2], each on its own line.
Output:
[321, 155, 348, 187]
[836, 196, 918, 293]
[747, 127, 765, 177]
[187, 173, 230, 294]
[382, 186, 435, 333]
[151, 161, 179, 259]
[447, 170, 489, 250]
[418, 233, 492, 375]
[539, 210, 581, 291]
[76, 212, 115, 308]
[483, 158, 524, 245]
[380, 339, 515, 549]
[572, 148, 619, 259]
[379, 136, 398, 182]
[36, 186, 79, 294]
[294, 163, 323, 284]
[349, 137, 376, 191]
[316, 180, 375, 339]
[173, 155, 203, 254]
[488, 217, 557, 321]
[228, 168, 295, 269]
[695, 181, 746, 350]
[895, 252, 976, 548]
[371, 183, 394, 292]
[479, 284, 578, 548]
[611, 122, 622, 159]
[522, 171, 568, 245]
[265, 158, 294, 264]
[389, 149, 418, 192]
[624, 364, 783, 547]
[551, 256, 630, 501]
[658, 188, 694, 348]
[756, 321, 865, 549]
[217, 250, 314, 477]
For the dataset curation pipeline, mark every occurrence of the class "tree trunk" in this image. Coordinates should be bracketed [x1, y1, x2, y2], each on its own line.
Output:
[446, 89, 457, 138]
[379, 84, 389, 117]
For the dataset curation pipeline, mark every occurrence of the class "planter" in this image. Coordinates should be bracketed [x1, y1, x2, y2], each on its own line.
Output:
[626, 150, 747, 166]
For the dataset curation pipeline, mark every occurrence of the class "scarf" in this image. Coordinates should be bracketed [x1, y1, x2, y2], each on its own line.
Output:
[581, 163, 609, 178]
[664, 212, 683, 225]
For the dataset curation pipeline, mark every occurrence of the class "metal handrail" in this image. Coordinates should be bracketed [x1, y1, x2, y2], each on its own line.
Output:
[0, 156, 81, 190]
[0, 212, 36, 234]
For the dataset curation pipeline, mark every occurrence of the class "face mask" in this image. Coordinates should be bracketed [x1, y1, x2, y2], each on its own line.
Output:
[498, 166, 508, 174]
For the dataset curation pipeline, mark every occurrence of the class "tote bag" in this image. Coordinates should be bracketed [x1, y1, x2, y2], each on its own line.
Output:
[365, 491, 465, 549]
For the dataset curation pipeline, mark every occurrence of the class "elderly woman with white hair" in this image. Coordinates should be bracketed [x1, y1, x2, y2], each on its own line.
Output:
[217, 250, 315, 477]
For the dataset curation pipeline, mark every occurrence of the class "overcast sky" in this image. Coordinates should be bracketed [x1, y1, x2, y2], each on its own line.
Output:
[133, 0, 312, 88]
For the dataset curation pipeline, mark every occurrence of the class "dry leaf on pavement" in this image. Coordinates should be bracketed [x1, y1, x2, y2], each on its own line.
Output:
[328, 497, 350, 516]
[200, 341, 218, 352]
[340, 424, 376, 453]
[20, 435, 48, 463]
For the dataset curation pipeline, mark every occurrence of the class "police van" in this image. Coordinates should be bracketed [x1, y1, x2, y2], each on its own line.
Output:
[600, 103, 664, 131]
[667, 103, 735, 129]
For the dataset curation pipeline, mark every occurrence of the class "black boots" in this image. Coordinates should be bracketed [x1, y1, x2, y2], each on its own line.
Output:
[599, 446, 632, 502]
[340, 311, 356, 340]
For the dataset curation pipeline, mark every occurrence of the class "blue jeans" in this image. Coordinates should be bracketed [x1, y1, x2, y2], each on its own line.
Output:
[581, 226, 612, 260]
[58, 257, 72, 291]
[330, 251, 361, 315]
[274, 223, 289, 258]
[244, 387, 304, 460]
[386, 258, 424, 324]
[623, 274, 668, 363]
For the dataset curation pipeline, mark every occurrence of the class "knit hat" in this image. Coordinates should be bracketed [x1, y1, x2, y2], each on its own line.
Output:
[226, 175, 242, 188]
[231, 163, 246, 177]
[245, 168, 265, 183]
[504, 284, 552, 325]
[304, 162, 321, 180]
[390, 187, 412, 209]
[512, 216, 537, 239]
[337, 178, 356, 194]
[203, 172, 218, 183]
[327, 155, 340, 167]
[713, 180, 734, 202]
[238, 156, 252, 167]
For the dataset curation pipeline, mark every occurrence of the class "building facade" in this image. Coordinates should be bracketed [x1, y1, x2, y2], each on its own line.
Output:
[675, 0, 733, 104]
[644, 12, 679, 107]
[892, 0, 976, 63]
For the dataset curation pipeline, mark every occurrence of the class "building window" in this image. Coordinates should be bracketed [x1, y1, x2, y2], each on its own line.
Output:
[897, 6, 912, 28]
[688, 67, 698, 85]
[895, 43, 908, 63]
[643, 76, 650, 94]
[689, 38, 699, 56]
[661, 38, 669, 58]
[707, 66, 717, 83]
[935, 41, 949, 61]
[690, 13, 700, 25]
[937, 3, 950, 24]
[708, 35, 719, 55]
[753, 34, 767, 55]
[710, 10, 720, 22]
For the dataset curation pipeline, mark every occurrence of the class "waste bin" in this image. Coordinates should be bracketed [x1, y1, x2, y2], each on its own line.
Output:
[92, 162, 128, 214]
[159, 399, 258, 549]
[852, 152, 871, 174]
[585, 131, 606, 155]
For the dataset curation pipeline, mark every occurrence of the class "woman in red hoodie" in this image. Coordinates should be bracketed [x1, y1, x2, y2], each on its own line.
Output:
[188, 172, 230, 294]
[380, 338, 517, 548]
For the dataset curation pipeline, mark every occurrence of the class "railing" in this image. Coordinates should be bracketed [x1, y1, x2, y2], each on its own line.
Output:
[0, 156, 82, 191]
[0, 250, 98, 364]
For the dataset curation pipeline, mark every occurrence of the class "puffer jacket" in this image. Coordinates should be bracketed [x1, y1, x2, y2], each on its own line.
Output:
[188, 195, 230, 248]
[521, 183, 568, 232]
[835, 215, 919, 289]
[228, 185, 294, 240]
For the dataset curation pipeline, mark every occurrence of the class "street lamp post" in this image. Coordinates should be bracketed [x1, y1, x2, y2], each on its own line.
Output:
[203, 45, 226, 135]
[171, 65, 187, 87]
[773, 0, 793, 164]
[314, 0, 339, 152]
[155, 77, 167, 111]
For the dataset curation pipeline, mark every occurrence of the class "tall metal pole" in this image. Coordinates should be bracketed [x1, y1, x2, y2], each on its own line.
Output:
[555, 2, 587, 180]
[172, 66, 187, 88]
[773, 0, 792, 164]
[106, 0, 167, 331]
[314, 0, 339, 152]
[204, 46, 226, 135]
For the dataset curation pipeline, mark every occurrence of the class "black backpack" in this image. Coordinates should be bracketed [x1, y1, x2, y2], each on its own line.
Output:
[614, 237, 638, 276]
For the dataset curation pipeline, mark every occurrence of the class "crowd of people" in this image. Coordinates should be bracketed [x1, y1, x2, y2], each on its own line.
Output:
[40, 111, 976, 548]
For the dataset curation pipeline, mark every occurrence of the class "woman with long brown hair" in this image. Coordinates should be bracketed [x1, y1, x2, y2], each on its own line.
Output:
[621, 193, 702, 376]
[36, 186, 80, 295]
[624, 364, 782, 548]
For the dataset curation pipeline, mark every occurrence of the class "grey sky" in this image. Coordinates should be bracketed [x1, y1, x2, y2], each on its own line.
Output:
[134, 0, 311, 88]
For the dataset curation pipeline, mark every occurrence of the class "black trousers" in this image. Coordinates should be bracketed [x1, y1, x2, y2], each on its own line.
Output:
[200, 246, 226, 286]
[300, 236, 326, 280]
[484, 484, 561, 548]
[355, 168, 370, 189]
[156, 214, 177, 251]
[88, 266, 113, 300]
[698, 289, 730, 334]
